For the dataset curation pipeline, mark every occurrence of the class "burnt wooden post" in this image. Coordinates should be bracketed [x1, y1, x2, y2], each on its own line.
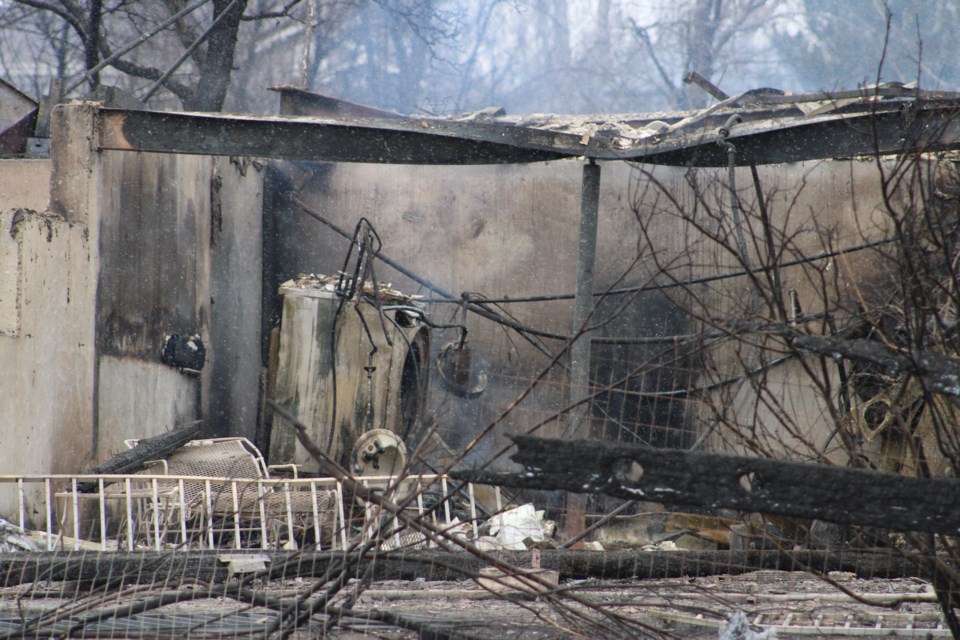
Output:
[563, 160, 601, 542]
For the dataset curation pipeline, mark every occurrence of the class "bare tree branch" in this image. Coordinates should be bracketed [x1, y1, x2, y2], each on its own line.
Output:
[241, 0, 303, 21]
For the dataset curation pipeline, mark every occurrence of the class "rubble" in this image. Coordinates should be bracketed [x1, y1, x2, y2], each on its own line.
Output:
[0, 571, 948, 638]
[477, 549, 559, 596]
[477, 504, 551, 551]
[0, 518, 40, 552]
[280, 272, 423, 306]
[594, 512, 736, 550]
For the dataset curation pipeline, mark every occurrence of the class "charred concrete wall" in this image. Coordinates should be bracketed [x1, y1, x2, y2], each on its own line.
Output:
[208, 157, 264, 443]
[623, 160, 899, 462]
[92, 144, 265, 457]
[94, 149, 211, 454]
[0, 104, 264, 521]
[267, 157, 900, 464]
[267, 160, 703, 461]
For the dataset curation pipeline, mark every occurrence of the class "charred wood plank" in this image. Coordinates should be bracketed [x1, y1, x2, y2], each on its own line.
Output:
[77, 420, 203, 491]
[682, 71, 730, 101]
[454, 435, 960, 536]
[0, 549, 928, 587]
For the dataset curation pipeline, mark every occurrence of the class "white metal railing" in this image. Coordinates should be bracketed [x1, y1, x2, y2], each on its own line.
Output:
[0, 473, 483, 553]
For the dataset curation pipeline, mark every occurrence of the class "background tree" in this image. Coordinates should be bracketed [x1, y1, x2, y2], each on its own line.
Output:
[309, 0, 459, 114]
[3, 0, 955, 115]
[628, 0, 783, 109]
[0, 0, 317, 111]
[778, 0, 960, 92]
[3, 0, 253, 110]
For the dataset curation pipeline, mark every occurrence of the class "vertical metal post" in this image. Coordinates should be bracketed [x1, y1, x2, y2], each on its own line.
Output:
[124, 478, 134, 552]
[18, 478, 25, 531]
[259, 481, 269, 549]
[178, 479, 188, 548]
[311, 481, 322, 549]
[205, 480, 214, 549]
[98, 478, 107, 551]
[71, 479, 80, 551]
[563, 160, 601, 543]
[231, 481, 242, 549]
[468, 482, 479, 540]
[152, 479, 161, 550]
[441, 476, 451, 525]
[284, 482, 295, 549]
[336, 480, 348, 549]
[571, 160, 601, 396]
[45, 478, 53, 551]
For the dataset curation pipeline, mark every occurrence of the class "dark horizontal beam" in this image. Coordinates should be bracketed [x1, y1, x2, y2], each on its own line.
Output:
[95, 101, 960, 167]
[97, 108, 588, 164]
[454, 435, 960, 535]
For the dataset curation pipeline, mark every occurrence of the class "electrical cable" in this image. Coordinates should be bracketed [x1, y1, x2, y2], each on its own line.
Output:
[293, 197, 898, 357]
[293, 197, 570, 341]
[432, 235, 898, 304]
[324, 218, 379, 454]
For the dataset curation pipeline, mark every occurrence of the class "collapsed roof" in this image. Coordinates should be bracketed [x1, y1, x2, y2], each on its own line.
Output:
[95, 83, 960, 166]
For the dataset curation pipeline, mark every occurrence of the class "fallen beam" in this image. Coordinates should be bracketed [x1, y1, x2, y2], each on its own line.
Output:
[77, 420, 203, 492]
[454, 435, 960, 535]
[0, 549, 929, 587]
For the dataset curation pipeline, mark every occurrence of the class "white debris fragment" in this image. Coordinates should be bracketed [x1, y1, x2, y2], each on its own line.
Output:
[642, 539, 680, 552]
[718, 610, 778, 640]
[486, 504, 546, 550]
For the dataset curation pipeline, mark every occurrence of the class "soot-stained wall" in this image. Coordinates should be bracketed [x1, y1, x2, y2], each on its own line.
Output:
[264, 157, 904, 466]
[0, 103, 265, 515]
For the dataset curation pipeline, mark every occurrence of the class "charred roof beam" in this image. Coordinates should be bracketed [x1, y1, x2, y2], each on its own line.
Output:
[619, 102, 960, 166]
[96, 108, 590, 164]
[93, 100, 960, 166]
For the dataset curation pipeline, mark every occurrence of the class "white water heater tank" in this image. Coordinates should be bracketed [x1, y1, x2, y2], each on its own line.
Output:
[268, 276, 430, 473]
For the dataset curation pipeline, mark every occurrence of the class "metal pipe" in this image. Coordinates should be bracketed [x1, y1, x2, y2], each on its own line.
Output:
[716, 114, 750, 270]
